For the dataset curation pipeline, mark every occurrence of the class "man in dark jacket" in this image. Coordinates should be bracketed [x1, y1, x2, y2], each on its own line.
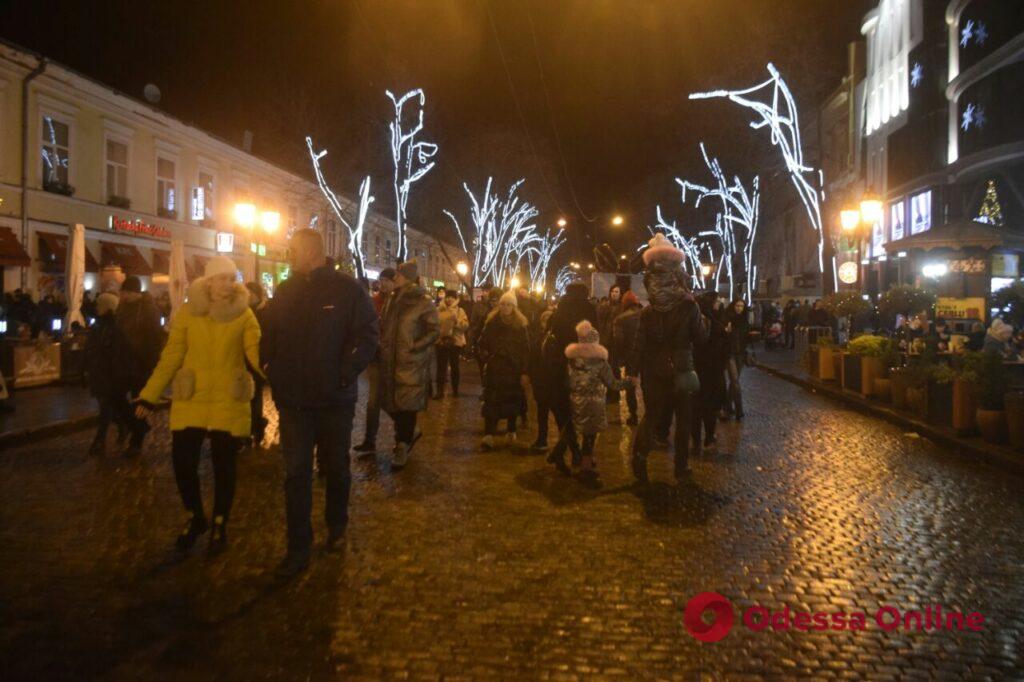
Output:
[84, 293, 135, 457]
[611, 291, 642, 425]
[116, 275, 165, 456]
[626, 234, 707, 484]
[261, 229, 379, 578]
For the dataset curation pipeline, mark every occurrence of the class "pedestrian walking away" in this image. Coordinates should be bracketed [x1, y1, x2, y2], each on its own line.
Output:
[260, 228, 379, 578]
[354, 267, 397, 458]
[611, 290, 642, 426]
[723, 298, 749, 420]
[435, 289, 469, 398]
[477, 290, 530, 451]
[549, 319, 633, 478]
[135, 256, 261, 557]
[83, 292, 135, 457]
[627, 233, 707, 484]
[378, 259, 440, 469]
[116, 275, 166, 457]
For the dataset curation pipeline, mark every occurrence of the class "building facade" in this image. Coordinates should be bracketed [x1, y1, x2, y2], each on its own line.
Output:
[0, 41, 465, 303]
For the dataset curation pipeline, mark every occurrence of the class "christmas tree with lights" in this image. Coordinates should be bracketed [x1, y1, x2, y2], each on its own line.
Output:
[976, 179, 1004, 226]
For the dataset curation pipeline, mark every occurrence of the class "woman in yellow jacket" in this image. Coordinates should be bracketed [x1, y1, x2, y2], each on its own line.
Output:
[135, 256, 260, 555]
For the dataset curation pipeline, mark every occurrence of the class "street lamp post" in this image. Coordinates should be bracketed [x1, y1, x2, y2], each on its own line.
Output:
[233, 202, 279, 290]
[840, 188, 883, 292]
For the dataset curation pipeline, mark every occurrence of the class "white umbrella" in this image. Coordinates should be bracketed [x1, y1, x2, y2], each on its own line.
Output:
[64, 223, 86, 330]
[169, 238, 188, 318]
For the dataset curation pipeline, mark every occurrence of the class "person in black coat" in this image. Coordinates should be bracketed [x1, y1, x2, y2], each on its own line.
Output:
[478, 291, 530, 449]
[84, 293, 135, 457]
[260, 229, 379, 577]
[693, 293, 729, 452]
[723, 299, 749, 419]
[626, 234, 707, 483]
[543, 281, 597, 467]
[116, 276, 166, 456]
[611, 291, 643, 425]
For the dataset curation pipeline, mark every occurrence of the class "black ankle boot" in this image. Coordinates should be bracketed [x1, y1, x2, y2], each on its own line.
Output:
[175, 513, 208, 552]
[208, 516, 228, 556]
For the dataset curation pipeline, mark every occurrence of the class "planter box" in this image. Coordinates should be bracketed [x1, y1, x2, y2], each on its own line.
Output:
[906, 386, 928, 419]
[951, 378, 977, 435]
[1006, 391, 1024, 452]
[872, 377, 892, 402]
[842, 353, 862, 394]
[891, 371, 911, 410]
[861, 357, 883, 398]
[976, 408, 1008, 444]
[926, 380, 953, 427]
[809, 346, 837, 381]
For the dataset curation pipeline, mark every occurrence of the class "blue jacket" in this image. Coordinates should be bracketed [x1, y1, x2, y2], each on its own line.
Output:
[260, 266, 379, 409]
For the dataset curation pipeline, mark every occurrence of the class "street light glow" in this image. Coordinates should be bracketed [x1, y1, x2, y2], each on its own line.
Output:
[611, 215, 624, 226]
[233, 202, 257, 229]
[859, 191, 884, 225]
[840, 209, 861, 231]
[260, 210, 281, 233]
[510, 275, 521, 289]
[701, 263, 712, 277]
[922, 263, 947, 278]
[557, 218, 567, 227]
[455, 261, 469, 276]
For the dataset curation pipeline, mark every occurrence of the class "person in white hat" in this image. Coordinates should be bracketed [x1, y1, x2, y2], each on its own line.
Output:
[626, 233, 707, 484]
[135, 255, 260, 556]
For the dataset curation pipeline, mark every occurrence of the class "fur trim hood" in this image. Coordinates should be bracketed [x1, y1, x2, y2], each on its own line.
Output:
[187, 278, 250, 322]
[642, 232, 684, 266]
[486, 306, 528, 328]
[565, 341, 609, 361]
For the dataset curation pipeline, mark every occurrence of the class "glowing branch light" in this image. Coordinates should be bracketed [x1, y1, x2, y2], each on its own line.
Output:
[444, 178, 541, 288]
[306, 136, 374, 279]
[651, 207, 708, 291]
[691, 63, 826, 277]
[554, 265, 577, 297]
[677, 143, 760, 302]
[524, 228, 566, 291]
[387, 89, 438, 262]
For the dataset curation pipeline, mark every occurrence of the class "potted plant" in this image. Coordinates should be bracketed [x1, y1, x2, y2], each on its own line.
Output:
[841, 347, 862, 394]
[948, 357, 978, 435]
[806, 336, 838, 381]
[879, 284, 937, 328]
[965, 351, 1010, 444]
[1006, 390, 1024, 452]
[846, 334, 889, 398]
[925, 363, 956, 427]
[822, 290, 870, 335]
[873, 339, 902, 402]
[107, 194, 131, 209]
[898, 350, 935, 418]
[43, 179, 75, 196]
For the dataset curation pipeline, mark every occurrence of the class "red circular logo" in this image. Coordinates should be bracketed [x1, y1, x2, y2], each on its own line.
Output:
[684, 592, 734, 642]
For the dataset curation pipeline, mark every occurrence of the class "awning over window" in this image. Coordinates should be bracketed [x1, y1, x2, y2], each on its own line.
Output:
[37, 231, 101, 273]
[0, 227, 30, 267]
[100, 241, 153, 276]
[152, 249, 170, 274]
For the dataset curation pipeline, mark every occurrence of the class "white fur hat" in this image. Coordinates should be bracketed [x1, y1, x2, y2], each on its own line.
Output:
[204, 255, 238, 279]
[96, 292, 119, 316]
[575, 319, 599, 344]
[642, 232, 684, 266]
[499, 290, 518, 308]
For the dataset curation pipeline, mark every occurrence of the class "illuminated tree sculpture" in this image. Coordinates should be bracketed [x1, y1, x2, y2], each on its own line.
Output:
[677, 143, 760, 302]
[444, 177, 540, 288]
[651, 207, 708, 290]
[691, 63, 826, 278]
[307, 136, 374, 279]
[387, 89, 438, 262]
[524, 228, 567, 292]
[554, 265, 578, 297]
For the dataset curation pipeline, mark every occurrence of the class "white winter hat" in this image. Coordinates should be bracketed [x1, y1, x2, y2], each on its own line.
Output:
[499, 290, 518, 308]
[575, 319, 599, 344]
[204, 255, 238, 279]
[642, 232, 684, 266]
[96, 292, 119, 316]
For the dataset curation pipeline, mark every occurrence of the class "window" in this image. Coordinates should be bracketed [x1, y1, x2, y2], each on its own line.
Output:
[375, 236, 382, 262]
[287, 205, 298, 235]
[871, 218, 887, 258]
[890, 200, 905, 241]
[105, 139, 128, 200]
[862, 0, 923, 135]
[41, 116, 70, 188]
[910, 190, 932, 235]
[157, 157, 177, 216]
[197, 170, 215, 222]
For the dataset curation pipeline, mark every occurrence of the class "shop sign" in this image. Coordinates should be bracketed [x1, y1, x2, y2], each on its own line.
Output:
[432, 280, 445, 288]
[837, 261, 859, 284]
[948, 258, 986, 274]
[992, 253, 1019, 278]
[13, 342, 61, 387]
[215, 232, 234, 253]
[936, 297, 986, 321]
[108, 216, 171, 240]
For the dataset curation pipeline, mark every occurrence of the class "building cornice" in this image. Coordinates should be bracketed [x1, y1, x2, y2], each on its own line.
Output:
[946, 33, 1024, 101]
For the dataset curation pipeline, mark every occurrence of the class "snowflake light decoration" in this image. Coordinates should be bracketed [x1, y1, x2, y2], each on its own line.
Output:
[976, 21, 988, 46]
[961, 103, 985, 131]
[960, 19, 974, 48]
[910, 62, 923, 89]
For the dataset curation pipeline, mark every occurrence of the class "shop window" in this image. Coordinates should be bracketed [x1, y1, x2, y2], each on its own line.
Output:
[910, 190, 931, 235]
[890, 200, 905, 241]
[105, 139, 128, 204]
[156, 157, 177, 218]
[41, 116, 71, 191]
[197, 170, 215, 222]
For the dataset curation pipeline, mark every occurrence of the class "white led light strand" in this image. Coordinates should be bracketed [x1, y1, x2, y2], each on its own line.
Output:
[651, 206, 708, 290]
[387, 89, 438, 262]
[554, 265, 577, 297]
[691, 63, 825, 276]
[524, 228, 566, 291]
[306, 136, 374, 279]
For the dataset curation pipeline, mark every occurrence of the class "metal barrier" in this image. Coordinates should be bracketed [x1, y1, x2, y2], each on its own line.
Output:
[794, 326, 833, 358]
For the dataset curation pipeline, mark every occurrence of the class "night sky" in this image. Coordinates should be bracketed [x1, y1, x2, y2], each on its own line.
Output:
[2, 0, 872, 259]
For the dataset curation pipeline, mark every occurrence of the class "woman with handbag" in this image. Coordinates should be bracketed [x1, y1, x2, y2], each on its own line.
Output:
[134, 256, 261, 555]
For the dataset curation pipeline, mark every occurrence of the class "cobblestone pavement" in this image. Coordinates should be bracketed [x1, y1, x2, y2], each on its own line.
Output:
[1, 365, 1023, 680]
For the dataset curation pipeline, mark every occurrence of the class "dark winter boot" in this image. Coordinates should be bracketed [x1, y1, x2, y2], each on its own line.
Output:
[175, 513, 209, 552]
[630, 454, 649, 484]
[87, 436, 106, 457]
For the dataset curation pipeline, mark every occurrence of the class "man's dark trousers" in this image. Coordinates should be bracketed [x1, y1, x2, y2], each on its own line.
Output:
[278, 404, 355, 554]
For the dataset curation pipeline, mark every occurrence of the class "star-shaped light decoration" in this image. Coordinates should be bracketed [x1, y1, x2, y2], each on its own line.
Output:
[910, 62, 923, 88]
[961, 103, 976, 132]
[960, 19, 974, 48]
[973, 104, 986, 129]
[975, 21, 989, 46]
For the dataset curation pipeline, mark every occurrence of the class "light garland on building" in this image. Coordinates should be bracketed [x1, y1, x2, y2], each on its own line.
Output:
[306, 136, 374, 279]
[691, 63, 826, 278]
[387, 89, 438, 262]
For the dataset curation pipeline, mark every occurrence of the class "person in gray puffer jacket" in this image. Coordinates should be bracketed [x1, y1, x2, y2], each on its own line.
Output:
[549, 319, 633, 477]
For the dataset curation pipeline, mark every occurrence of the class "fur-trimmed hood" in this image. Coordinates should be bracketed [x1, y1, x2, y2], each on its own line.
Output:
[565, 341, 609, 360]
[187, 278, 250, 322]
[486, 306, 528, 328]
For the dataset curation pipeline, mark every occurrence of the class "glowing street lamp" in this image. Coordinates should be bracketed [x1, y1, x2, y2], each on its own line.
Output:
[700, 263, 712, 277]
[233, 202, 257, 229]
[587, 263, 595, 270]
[840, 209, 861, 232]
[611, 215, 624, 226]
[509, 275, 521, 289]
[859, 188, 884, 226]
[557, 218, 567, 228]
[455, 261, 469, 276]
[260, 210, 280, 234]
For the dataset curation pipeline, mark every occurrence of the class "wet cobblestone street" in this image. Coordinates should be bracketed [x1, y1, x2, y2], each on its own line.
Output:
[2, 366, 1023, 679]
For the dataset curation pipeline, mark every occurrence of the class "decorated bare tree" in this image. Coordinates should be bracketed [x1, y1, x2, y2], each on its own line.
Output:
[387, 89, 438, 262]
